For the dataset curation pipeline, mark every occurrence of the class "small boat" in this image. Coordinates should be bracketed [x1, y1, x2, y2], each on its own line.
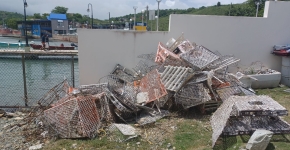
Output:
[272, 49, 290, 56]
[30, 44, 76, 50]
[0, 42, 9, 48]
[0, 42, 25, 48]
[9, 43, 23, 47]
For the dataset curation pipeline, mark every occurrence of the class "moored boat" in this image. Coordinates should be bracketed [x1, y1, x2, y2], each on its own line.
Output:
[30, 44, 76, 50]
[9, 43, 23, 47]
[0, 42, 9, 48]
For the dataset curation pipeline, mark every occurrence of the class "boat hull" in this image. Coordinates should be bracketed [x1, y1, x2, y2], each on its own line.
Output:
[30, 44, 75, 50]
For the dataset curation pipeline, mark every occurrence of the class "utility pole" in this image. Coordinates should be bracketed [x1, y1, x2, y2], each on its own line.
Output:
[146, 5, 149, 30]
[156, 0, 162, 31]
[229, 3, 232, 16]
[255, 0, 261, 17]
[151, 15, 153, 31]
[23, 0, 28, 47]
[87, 3, 93, 29]
[109, 12, 110, 24]
[133, 6, 137, 31]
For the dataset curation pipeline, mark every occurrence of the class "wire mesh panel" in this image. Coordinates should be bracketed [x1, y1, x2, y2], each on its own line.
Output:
[210, 96, 236, 147]
[137, 52, 156, 62]
[0, 51, 78, 108]
[43, 95, 100, 138]
[216, 86, 241, 101]
[180, 45, 220, 70]
[211, 95, 290, 147]
[168, 34, 185, 53]
[231, 95, 288, 116]
[37, 79, 70, 107]
[223, 116, 290, 135]
[79, 83, 108, 95]
[208, 55, 240, 71]
[0, 54, 25, 107]
[140, 69, 168, 103]
[175, 83, 211, 109]
[94, 92, 115, 124]
[176, 40, 195, 54]
[111, 64, 136, 83]
[160, 66, 194, 92]
[155, 42, 190, 67]
[25, 55, 77, 105]
[132, 60, 157, 78]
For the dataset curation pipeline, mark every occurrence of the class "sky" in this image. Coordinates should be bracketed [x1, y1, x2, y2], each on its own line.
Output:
[0, 0, 246, 20]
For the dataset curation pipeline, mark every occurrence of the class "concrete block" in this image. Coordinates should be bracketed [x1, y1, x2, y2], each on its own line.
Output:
[249, 72, 281, 89]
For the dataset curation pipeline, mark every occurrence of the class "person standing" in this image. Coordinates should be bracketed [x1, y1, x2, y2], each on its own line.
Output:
[45, 35, 49, 50]
[41, 34, 46, 50]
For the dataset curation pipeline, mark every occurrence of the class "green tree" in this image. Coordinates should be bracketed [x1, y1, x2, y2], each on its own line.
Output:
[6, 18, 19, 29]
[72, 13, 83, 22]
[51, 6, 68, 14]
[42, 13, 50, 19]
[67, 13, 73, 21]
[81, 15, 90, 24]
[33, 13, 41, 19]
[217, 2, 221, 7]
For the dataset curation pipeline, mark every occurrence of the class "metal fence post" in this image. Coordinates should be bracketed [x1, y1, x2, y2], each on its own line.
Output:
[21, 54, 28, 106]
[71, 55, 75, 87]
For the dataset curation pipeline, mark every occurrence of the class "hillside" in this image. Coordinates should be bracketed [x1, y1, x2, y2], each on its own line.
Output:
[0, 11, 24, 29]
[0, 11, 23, 21]
[105, 1, 264, 31]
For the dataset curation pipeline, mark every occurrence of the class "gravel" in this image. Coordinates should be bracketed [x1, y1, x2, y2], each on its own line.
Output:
[0, 111, 47, 150]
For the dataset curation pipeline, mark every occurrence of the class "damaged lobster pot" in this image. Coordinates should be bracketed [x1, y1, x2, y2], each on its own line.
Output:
[37, 79, 70, 107]
[160, 65, 194, 92]
[175, 83, 211, 109]
[93, 92, 115, 125]
[210, 95, 290, 148]
[78, 83, 108, 95]
[111, 64, 136, 83]
[155, 42, 190, 69]
[139, 69, 168, 104]
[43, 95, 101, 138]
[179, 45, 220, 70]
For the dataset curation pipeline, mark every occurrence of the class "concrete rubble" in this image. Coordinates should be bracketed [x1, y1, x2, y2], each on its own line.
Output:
[246, 129, 273, 150]
[211, 95, 290, 147]
[1, 34, 289, 149]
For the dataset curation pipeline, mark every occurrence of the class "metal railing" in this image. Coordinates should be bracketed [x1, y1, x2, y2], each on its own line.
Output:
[0, 50, 78, 108]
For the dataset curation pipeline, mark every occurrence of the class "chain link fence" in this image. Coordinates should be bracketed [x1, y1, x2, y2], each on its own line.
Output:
[0, 52, 78, 108]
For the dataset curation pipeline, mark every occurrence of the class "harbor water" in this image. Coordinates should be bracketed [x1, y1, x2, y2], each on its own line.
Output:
[0, 36, 74, 48]
[0, 37, 79, 106]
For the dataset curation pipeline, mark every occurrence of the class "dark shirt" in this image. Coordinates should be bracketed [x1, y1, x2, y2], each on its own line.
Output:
[45, 37, 49, 42]
[41, 36, 45, 42]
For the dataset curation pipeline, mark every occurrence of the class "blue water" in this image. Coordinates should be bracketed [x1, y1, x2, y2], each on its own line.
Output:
[0, 36, 73, 48]
[0, 37, 79, 106]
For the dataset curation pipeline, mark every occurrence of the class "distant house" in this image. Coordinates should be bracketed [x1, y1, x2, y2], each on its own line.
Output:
[47, 13, 68, 35]
[17, 13, 69, 37]
[17, 20, 52, 37]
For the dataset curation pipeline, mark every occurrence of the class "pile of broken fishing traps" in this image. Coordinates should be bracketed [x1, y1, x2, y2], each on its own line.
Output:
[33, 34, 256, 139]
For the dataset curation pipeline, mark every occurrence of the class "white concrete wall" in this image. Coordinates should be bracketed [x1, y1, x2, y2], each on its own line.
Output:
[78, 30, 169, 84]
[169, 1, 290, 72]
[79, 1, 290, 85]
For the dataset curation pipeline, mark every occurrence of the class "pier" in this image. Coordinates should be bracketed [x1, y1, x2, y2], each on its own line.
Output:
[0, 48, 78, 59]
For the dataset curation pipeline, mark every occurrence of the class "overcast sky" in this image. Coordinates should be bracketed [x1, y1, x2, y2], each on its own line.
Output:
[0, 0, 246, 20]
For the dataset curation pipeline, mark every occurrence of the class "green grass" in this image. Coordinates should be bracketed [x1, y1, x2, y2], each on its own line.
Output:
[43, 87, 290, 150]
[174, 119, 212, 150]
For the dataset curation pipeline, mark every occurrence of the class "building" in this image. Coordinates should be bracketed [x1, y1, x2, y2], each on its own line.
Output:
[17, 13, 68, 37]
[47, 13, 68, 35]
[17, 20, 52, 37]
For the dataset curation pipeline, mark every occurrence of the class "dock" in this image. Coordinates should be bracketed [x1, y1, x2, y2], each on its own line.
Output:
[0, 49, 78, 59]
